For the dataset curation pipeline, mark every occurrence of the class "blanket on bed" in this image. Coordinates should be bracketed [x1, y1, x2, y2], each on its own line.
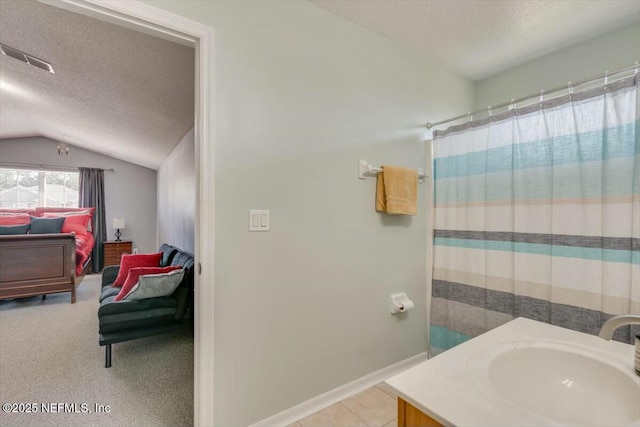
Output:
[75, 232, 95, 276]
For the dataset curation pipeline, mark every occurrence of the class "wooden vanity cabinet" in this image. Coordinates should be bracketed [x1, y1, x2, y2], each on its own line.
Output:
[398, 398, 444, 427]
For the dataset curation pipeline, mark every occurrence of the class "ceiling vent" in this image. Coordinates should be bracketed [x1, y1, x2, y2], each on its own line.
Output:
[0, 43, 55, 74]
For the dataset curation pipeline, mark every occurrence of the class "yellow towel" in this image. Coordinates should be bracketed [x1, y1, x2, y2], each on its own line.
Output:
[375, 165, 417, 215]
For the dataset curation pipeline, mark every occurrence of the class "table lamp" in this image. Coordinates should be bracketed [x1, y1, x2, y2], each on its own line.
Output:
[112, 218, 125, 241]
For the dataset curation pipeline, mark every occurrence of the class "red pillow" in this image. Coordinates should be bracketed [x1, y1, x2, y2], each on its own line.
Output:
[114, 266, 182, 301]
[0, 214, 30, 226]
[42, 213, 91, 231]
[0, 209, 36, 216]
[62, 214, 90, 232]
[63, 223, 90, 236]
[36, 207, 95, 219]
[112, 252, 162, 287]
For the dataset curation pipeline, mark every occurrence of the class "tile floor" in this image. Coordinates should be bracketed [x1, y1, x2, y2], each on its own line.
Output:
[288, 383, 399, 427]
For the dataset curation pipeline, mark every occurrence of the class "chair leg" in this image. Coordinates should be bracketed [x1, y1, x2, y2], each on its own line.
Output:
[105, 344, 112, 368]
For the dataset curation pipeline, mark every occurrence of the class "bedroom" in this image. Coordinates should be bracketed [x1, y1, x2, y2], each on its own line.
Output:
[0, 0, 196, 425]
[1, 1, 639, 427]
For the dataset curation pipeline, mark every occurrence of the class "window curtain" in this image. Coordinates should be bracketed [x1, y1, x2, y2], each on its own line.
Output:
[430, 76, 639, 356]
[79, 167, 107, 272]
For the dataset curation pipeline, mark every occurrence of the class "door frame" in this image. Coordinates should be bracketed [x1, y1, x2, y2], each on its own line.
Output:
[44, 1, 215, 425]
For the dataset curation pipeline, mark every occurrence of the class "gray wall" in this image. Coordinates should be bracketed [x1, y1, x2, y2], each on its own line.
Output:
[0, 136, 157, 253]
[145, 1, 474, 425]
[475, 23, 640, 109]
[157, 128, 195, 253]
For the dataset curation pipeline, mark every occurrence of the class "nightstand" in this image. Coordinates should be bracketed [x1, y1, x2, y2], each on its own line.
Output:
[103, 240, 133, 266]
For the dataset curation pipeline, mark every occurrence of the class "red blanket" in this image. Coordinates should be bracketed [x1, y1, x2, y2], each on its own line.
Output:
[75, 232, 95, 276]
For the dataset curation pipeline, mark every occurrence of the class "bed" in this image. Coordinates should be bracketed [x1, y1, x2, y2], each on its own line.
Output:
[0, 207, 96, 303]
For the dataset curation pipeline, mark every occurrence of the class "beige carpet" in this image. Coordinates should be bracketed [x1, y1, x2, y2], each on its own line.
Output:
[0, 274, 193, 427]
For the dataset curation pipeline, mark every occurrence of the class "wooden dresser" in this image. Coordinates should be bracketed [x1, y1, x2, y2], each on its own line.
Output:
[103, 240, 133, 266]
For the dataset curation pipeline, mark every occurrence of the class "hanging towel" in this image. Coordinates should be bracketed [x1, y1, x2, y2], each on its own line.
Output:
[375, 165, 418, 215]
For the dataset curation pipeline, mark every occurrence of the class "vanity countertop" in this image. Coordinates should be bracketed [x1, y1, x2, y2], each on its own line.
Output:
[385, 317, 639, 427]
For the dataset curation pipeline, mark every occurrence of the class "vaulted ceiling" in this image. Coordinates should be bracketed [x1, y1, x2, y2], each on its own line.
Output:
[0, 0, 194, 170]
[1, 1, 638, 170]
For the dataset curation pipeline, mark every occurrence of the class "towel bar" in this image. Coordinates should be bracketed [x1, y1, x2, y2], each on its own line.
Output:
[358, 160, 427, 181]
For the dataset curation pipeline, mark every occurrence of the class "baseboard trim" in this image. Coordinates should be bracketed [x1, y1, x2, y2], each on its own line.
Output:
[249, 351, 429, 427]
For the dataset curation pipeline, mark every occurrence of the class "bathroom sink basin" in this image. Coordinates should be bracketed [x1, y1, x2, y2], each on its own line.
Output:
[468, 338, 640, 426]
[386, 319, 640, 426]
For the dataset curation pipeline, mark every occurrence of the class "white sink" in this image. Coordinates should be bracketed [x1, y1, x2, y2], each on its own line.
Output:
[467, 338, 640, 426]
[386, 319, 640, 426]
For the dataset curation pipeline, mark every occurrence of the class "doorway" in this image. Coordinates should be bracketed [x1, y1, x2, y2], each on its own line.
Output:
[47, 1, 215, 425]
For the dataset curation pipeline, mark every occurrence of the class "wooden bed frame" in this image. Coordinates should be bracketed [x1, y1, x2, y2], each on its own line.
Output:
[0, 233, 91, 304]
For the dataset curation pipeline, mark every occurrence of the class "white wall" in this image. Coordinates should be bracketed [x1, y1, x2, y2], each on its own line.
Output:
[145, 1, 474, 425]
[157, 128, 195, 253]
[475, 23, 640, 109]
[0, 136, 157, 253]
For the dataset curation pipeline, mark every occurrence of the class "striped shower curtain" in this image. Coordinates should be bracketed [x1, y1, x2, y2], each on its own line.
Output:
[429, 76, 639, 356]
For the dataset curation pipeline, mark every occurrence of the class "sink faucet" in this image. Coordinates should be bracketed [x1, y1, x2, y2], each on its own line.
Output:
[598, 314, 640, 340]
[599, 315, 640, 376]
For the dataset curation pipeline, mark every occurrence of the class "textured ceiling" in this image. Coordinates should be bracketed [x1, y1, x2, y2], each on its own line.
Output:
[0, 0, 194, 170]
[1, 1, 638, 169]
[310, 0, 640, 80]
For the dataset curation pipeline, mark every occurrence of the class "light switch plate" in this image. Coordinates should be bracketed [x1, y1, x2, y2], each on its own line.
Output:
[249, 210, 270, 231]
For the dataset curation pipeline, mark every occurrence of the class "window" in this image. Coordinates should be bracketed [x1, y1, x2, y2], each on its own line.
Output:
[0, 168, 79, 208]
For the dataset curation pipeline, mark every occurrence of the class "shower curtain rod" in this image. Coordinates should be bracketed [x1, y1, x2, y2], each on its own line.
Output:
[426, 61, 639, 130]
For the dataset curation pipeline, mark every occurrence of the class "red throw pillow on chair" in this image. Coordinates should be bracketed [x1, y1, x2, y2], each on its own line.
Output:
[112, 252, 162, 287]
[115, 265, 182, 301]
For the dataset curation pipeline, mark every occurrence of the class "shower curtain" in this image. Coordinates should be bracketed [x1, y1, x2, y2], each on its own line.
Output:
[429, 76, 639, 356]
